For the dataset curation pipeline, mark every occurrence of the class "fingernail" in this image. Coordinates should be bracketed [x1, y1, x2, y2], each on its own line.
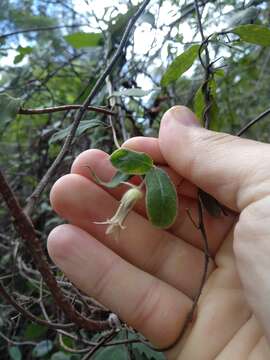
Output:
[167, 106, 201, 128]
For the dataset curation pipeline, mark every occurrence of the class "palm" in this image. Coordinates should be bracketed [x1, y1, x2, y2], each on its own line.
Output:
[178, 229, 267, 359]
[48, 145, 269, 359]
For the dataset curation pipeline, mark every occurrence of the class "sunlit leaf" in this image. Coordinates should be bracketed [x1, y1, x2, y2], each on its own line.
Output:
[110, 149, 153, 175]
[161, 44, 200, 86]
[111, 88, 160, 97]
[14, 45, 33, 64]
[32, 340, 53, 358]
[49, 119, 104, 143]
[64, 32, 103, 48]
[145, 167, 178, 228]
[232, 24, 270, 47]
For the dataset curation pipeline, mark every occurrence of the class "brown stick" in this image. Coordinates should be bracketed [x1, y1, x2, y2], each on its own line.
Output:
[18, 105, 115, 116]
[0, 168, 110, 331]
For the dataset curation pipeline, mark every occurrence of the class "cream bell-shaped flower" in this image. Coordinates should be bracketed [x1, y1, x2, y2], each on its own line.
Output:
[95, 187, 143, 236]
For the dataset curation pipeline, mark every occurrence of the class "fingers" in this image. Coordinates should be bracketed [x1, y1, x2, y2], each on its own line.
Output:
[234, 196, 270, 344]
[50, 173, 213, 298]
[159, 106, 270, 211]
[71, 148, 234, 255]
[47, 224, 192, 347]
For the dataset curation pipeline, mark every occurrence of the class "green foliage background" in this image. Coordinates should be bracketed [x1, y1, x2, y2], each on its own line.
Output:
[0, 0, 270, 358]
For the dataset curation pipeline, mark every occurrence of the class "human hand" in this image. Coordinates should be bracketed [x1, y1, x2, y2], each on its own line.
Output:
[47, 106, 270, 359]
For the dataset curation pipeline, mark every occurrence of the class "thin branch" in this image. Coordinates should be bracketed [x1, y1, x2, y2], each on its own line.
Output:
[0, 282, 74, 330]
[0, 331, 37, 347]
[194, 0, 212, 130]
[0, 168, 110, 331]
[81, 331, 118, 360]
[18, 105, 115, 116]
[0, 24, 88, 41]
[236, 107, 270, 136]
[24, 0, 151, 216]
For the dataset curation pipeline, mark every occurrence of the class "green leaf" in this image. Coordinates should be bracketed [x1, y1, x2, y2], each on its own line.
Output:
[193, 78, 220, 130]
[232, 25, 270, 47]
[111, 88, 160, 98]
[8, 346, 22, 360]
[86, 167, 131, 188]
[50, 352, 71, 360]
[140, 12, 155, 26]
[193, 85, 204, 123]
[110, 149, 153, 175]
[14, 46, 33, 64]
[64, 32, 103, 48]
[94, 346, 127, 360]
[132, 344, 165, 360]
[198, 189, 222, 218]
[228, 7, 259, 27]
[24, 323, 47, 340]
[145, 167, 178, 228]
[32, 340, 53, 358]
[0, 93, 22, 122]
[49, 119, 104, 143]
[161, 45, 200, 86]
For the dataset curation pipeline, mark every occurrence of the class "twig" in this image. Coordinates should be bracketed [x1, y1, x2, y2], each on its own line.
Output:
[0, 281, 74, 330]
[24, 0, 151, 216]
[236, 107, 270, 136]
[81, 330, 118, 360]
[18, 105, 115, 116]
[194, 0, 212, 130]
[0, 168, 110, 331]
[0, 24, 88, 41]
[0, 331, 37, 346]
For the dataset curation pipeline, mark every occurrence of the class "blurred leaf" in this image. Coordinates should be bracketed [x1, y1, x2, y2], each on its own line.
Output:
[14, 45, 33, 64]
[32, 340, 53, 358]
[49, 119, 104, 143]
[110, 149, 153, 175]
[64, 32, 103, 48]
[24, 323, 47, 340]
[161, 45, 200, 86]
[132, 345, 165, 360]
[111, 88, 160, 97]
[51, 352, 71, 360]
[109, 5, 139, 43]
[94, 346, 127, 359]
[0, 93, 22, 122]
[193, 78, 220, 130]
[140, 12, 155, 26]
[8, 346, 22, 360]
[86, 167, 131, 188]
[194, 85, 204, 123]
[214, 68, 225, 77]
[145, 167, 178, 228]
[199, 189, 222, 217]
[228, 6, 259, 27]
[232, 25, 270, 47]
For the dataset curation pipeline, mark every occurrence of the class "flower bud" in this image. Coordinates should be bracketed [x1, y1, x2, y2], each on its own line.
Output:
[95, 187, 143, 237]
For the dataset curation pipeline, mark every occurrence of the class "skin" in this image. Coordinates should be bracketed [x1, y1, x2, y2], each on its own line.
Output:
[47, 106, 270, 359]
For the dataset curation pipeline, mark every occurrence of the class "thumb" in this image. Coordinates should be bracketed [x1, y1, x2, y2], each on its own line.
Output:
[159, 106, 270, 212]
